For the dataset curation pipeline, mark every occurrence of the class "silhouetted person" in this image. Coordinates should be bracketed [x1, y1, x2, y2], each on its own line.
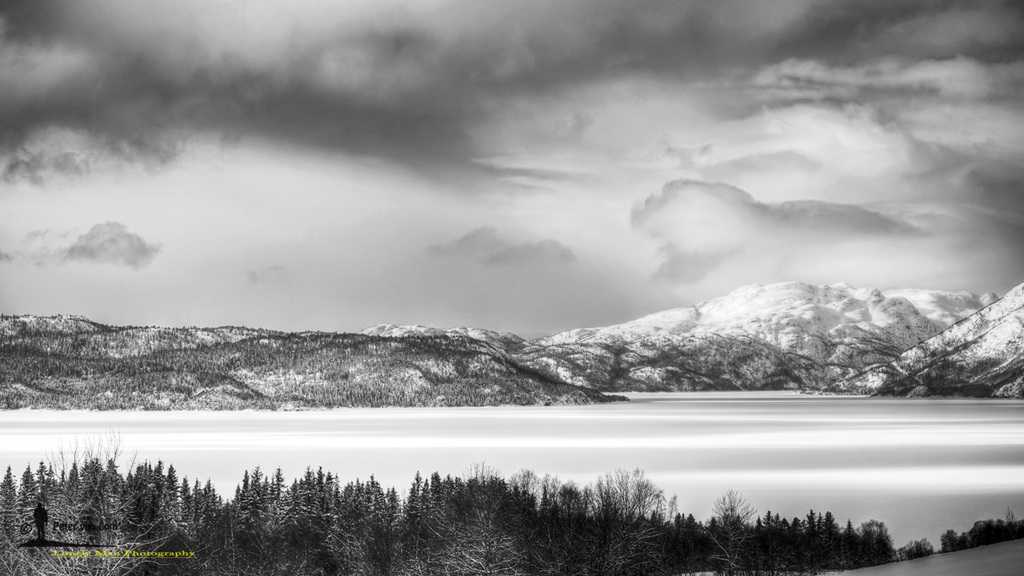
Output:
[33, 502, 48, 542]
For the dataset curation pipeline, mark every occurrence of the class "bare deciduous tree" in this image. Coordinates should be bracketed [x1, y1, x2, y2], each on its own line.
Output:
[709, 490, 756, 576]
[591, 468, 666, 575]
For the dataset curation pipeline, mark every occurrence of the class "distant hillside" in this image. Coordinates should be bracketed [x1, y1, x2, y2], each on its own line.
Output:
[0, 316, 620, 409]
[845, 281, 1024, 398]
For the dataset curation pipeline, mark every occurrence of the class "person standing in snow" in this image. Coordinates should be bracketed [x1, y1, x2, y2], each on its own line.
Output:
[33, 502, 48, 542]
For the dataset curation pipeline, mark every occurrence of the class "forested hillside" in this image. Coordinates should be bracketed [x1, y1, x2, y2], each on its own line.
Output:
[514, 333, 825, 392]
[2, 452, 947, 576]
[0, 316, 619, 409]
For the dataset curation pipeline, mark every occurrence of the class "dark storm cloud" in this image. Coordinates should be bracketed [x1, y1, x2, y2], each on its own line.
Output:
[62, 222, 160, 269]
[0, 250, 12, 263]
[0, 1, 470, 177]
[0, 0, 950, 179]
[3, 0, 1023, 182]
[0, 0, 63, 41]
[431, 227, 575, 266]
[775, 0, 1024, 64]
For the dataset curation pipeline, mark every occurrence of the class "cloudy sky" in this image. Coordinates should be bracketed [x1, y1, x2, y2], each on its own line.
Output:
[1, 0, 1023, 336]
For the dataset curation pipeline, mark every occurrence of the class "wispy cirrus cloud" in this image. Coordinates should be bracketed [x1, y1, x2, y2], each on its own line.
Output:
[752, 57, 1024, 102]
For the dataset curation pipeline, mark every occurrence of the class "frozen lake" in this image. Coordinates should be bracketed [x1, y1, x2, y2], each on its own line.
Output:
[2, 392, 1022, 545]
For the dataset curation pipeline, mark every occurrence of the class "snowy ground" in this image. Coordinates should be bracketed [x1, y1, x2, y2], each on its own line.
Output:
[837, 539, 1024, 575]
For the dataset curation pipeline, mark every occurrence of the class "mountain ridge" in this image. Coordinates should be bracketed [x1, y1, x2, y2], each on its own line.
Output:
[354, 281, 1017, 396]
[0, 315, 618, 409]
[845, 281, 1024, 397]
[3, 280, 1019, 405]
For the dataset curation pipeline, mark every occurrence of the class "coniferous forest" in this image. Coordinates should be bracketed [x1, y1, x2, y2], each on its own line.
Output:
[5, 449, 1022, 576]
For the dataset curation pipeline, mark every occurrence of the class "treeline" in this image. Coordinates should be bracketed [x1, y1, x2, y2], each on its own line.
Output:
[0, 452, 961, 576]
[940, 511, 1024, 554]
[0, 322, 619, 409]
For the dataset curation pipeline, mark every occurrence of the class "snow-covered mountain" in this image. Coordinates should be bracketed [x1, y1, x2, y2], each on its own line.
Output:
[543, 282, 992, 362]
[515, 282, 991, 392]
[846, 281, 1024, 398]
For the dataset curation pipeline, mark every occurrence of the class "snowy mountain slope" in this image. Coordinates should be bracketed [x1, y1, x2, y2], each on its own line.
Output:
[546, 282, 989, 362]
[846, 281, 1024, 397]
[516, 282, 990, 392]
[884, 289, 998, 327]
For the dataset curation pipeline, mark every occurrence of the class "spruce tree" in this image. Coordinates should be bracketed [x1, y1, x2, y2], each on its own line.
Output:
[16, 465, 37, 517]
[0, 467, 18, 540]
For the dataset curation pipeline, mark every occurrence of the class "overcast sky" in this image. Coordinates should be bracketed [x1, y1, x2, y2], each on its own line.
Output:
[2, 0, 1023, 335]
